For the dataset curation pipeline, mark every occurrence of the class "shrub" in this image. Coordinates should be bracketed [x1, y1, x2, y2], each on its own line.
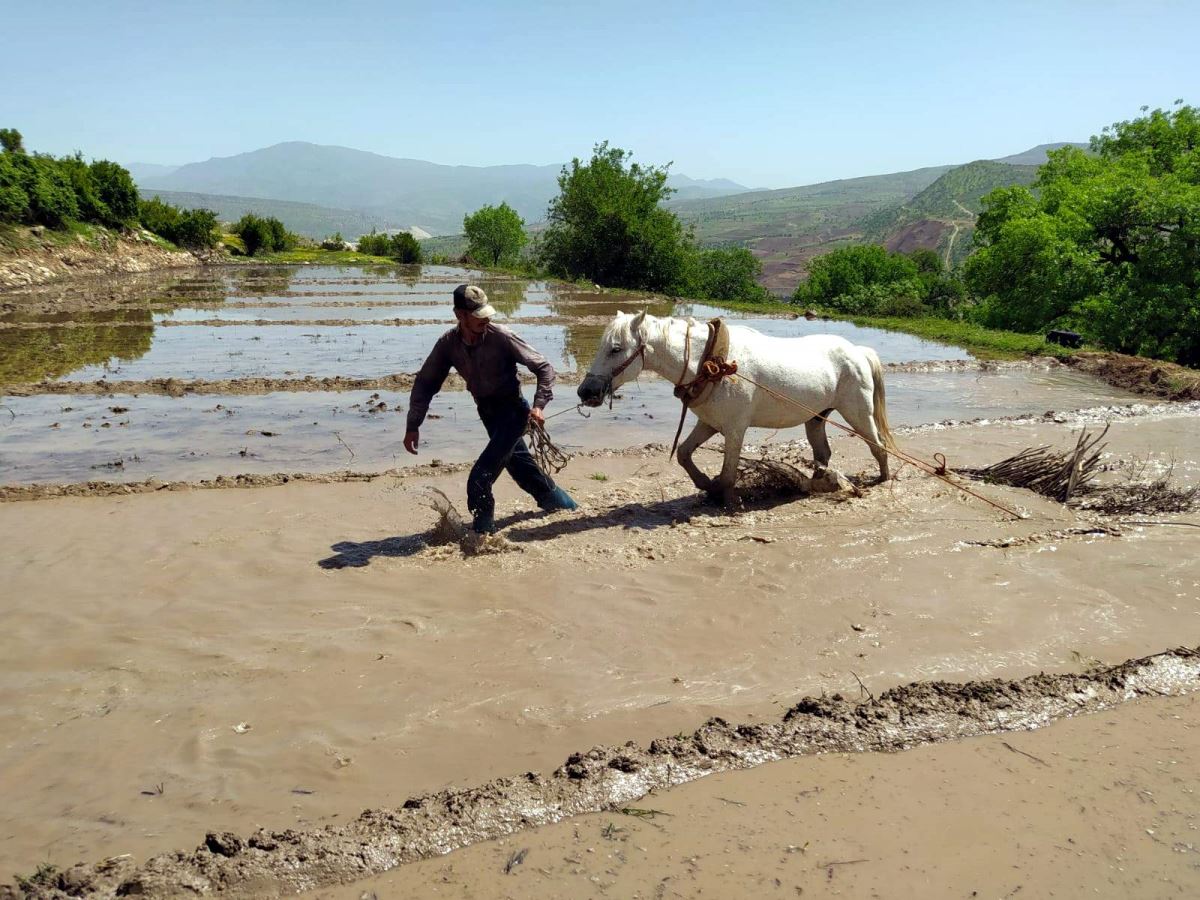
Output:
[0, 153, 30, 223]
[233, 213, 296, 255]
[463, 202, 527, 266]
[320, 232, 346, 251]
[686, 246, 770, 302]
[89, 160, 139, 226]
[139, 197, 218, 249]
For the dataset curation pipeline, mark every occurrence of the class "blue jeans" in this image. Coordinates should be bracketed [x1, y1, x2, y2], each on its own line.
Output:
[467, 397, 557, 521]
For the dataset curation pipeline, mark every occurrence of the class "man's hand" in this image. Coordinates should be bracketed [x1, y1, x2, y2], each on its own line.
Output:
[528, 407, 545, 426]
[403, 430, 420, 455]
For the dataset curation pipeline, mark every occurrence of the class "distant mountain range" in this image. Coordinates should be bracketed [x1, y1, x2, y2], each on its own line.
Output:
[131, 139, 1087, 288]
[133, 142, 751, 236]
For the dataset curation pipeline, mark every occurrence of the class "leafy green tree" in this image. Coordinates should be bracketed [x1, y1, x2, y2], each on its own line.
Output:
[463, 202, 527, 266]
[389, 231, 422, 263]
[0, 153, 31, 223]
[171, 208, 218, 249]
[356, 230, 390, 256]
[89, 160, 139, 226]
[57, 153, 109, 223]
[22, 155, 80, 227]
[0, 128, 23, 154]
[794, 244, 919, 307]
[965, 102, 1200, 363]
[540, 142, 693, 292]
[234, 214, 273, 256]
[686, 247, 769, 302]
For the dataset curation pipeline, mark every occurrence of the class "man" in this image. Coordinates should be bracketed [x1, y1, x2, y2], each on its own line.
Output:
[404, 284, 577, 534]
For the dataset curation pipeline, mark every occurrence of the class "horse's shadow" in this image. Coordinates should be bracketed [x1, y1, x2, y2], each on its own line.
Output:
[318, 478, 823, 569]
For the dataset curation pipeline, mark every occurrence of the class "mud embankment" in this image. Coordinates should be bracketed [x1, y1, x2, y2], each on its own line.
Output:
[0, 227, 216, 290]
[1066, 351, 1200, 402]
[6, 647, 1198, 900]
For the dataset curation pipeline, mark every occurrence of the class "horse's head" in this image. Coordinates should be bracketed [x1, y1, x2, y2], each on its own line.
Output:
[577, 310, 651, 407]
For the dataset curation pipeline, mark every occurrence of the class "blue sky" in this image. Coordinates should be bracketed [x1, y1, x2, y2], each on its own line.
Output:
[3, 0, 1197, 188]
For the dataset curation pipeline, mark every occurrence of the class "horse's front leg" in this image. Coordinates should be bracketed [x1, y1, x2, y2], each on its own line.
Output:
[711, 426, 747, 509]
[676, 420, 718, 491]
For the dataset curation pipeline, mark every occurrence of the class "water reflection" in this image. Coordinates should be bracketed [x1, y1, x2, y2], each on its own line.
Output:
[1, 265, 973, 386]
[0, 312, 154, 382]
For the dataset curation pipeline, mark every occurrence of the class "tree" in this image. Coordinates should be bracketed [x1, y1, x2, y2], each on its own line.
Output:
[0, 154, 29, 222]
[89, 160, 140, 226]
[389, 231, 422, 263]
[539, 142, 693, 292]
[965, 102, 1200, 363]
[794, 244, 919, 307]
[0, 128, 23, 154]
[463, 202, 527, 266]
[234, 214, 273, 256]
[686, 247, 769, 302]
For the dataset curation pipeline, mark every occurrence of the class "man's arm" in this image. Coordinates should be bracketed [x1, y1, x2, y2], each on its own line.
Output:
[406, 337, 452, 436]
[505, 330, 555, 411]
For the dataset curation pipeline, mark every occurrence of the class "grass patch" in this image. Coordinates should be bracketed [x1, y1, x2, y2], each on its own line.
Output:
[839, 314, 1074, 360]
[250, 248, 398, 265]
[590, 472, 609, 481]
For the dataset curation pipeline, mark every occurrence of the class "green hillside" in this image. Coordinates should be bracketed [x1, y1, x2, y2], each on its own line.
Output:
[860, 160, 1037, 234]
[670, 166, 953, 245]
[140, 190, 408, 239]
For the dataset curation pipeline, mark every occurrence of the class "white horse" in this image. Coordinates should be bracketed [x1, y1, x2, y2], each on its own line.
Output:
[577, 311, 895, 506]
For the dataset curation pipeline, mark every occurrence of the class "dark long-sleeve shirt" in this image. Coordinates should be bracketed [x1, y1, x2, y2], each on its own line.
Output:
[406, 323, 556, 431]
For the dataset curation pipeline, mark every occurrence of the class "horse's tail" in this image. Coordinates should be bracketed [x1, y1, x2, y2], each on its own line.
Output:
[864, 348, 896, 451]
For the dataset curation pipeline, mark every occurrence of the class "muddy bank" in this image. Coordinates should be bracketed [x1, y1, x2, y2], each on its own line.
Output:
[1067, 350, 1200, 401]
[0, 227, 215, 290]
[341, 692, 1200, 900]
[7, 647, 1198, 899]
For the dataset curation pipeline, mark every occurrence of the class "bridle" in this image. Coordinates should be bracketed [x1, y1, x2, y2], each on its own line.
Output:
[594, 339, 647, 407]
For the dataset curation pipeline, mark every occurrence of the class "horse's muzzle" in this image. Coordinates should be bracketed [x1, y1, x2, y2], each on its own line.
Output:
[577, 374, 609, 407]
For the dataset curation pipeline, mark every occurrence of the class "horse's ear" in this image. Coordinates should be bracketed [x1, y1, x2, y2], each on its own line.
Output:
[631, 310, 647, 339]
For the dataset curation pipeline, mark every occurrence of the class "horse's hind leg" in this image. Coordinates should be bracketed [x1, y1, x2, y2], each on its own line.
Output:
[838, 393, 890, 482]
[676, 420, 718, 491]
[804, 410, 834, 475]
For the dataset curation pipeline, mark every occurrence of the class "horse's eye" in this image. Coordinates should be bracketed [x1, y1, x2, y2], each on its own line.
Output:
[608, 345, 621, 355]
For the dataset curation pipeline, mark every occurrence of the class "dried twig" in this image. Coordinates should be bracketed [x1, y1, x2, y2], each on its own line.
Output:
[332, 431, 356, 461]
[1001, 741, 1049, 766]
[503, 848, 528, 874]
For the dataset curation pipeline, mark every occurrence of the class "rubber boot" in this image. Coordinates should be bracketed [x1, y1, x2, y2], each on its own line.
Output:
[538, 485, 578, 512]
[471, 509, 496, 534]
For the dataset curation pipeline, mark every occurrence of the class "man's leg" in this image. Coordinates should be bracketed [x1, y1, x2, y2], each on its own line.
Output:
[466, 401, 527, 532]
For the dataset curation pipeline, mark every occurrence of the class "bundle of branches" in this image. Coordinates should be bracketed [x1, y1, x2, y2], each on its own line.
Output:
[959, 425, 1109, 503]
[1073, 463, 1200, 516]
[736, 457, 812, 503]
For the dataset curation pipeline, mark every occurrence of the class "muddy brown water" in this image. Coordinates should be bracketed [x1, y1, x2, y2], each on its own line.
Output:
[1, 412, 1198, 882]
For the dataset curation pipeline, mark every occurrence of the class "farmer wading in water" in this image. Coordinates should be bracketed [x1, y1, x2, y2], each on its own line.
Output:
[404, 284, 577, 534]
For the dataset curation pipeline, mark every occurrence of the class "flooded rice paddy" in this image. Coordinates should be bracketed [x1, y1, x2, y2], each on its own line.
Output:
[1, 264, 1144, 486]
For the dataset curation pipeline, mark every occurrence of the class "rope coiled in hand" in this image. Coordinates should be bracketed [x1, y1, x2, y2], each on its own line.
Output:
[525, 416, 571, 474]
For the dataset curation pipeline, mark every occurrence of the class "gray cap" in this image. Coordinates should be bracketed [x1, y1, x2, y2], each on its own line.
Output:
[452, 284, 495, 319]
